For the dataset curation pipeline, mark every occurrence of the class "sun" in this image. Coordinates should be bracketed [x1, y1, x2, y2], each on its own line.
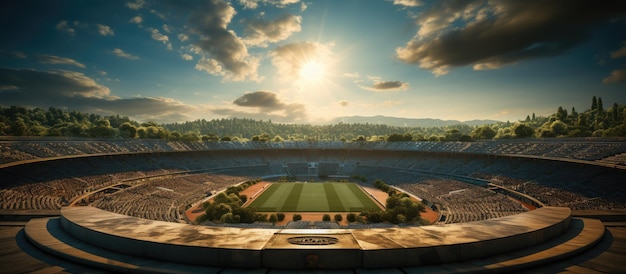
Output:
[299, 60, 325, 82]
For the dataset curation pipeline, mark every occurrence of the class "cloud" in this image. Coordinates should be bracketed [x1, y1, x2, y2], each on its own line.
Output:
[55, 20, 75, 35]
[372, 81, 409, 91]
[112, 48, 139, 60]
[178, 33, 189, 42]
[129, 15, 143, 24]
[392, 0, 422, 7]
[233, 90, 283, 108]
[359, 77, 409, 91]
[96, 24, 115, 36]
[603, 69, 626, 84]
[239, 0, 301, 9]
[605, 43, 626, 84]
[126, 0, 145, 10]
[162, 24, 172, 33]
[270, 41, 333, 81]
[172, 0, 260, 81]
[242, 14, 302, 47]
[396, 1, 626, 76]
[12, 51, 27, 59]
[343, 72, 360, 78]
[224, 90, 308, 122]
[0, 85, 19, 91]
[195, 57, 223, 74]
[0, 68, 195, 123]
[150, 9, 167, 20]
[36, 54, 86, 68]
[611, 43, 626, 59]
[0, 68, 114, 100]
[181, 54, 193, 61]
[148, 28, 172, 50]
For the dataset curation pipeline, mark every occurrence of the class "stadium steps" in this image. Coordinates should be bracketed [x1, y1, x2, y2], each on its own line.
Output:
[0, 221, 29, 226]
[400, 217, 605, 273]
[602, 222, 626, 227]
[24, 217, 230, 274]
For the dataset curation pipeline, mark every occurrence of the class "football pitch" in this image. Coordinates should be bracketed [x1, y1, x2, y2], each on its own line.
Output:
[246, 182, 382, 212]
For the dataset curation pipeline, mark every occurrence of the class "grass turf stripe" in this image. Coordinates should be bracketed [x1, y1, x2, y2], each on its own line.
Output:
[297, 184, 329, 211]
[246, 184, 279, 208]
[324, 183, 345, 211]
[345, 183, 381, 211]
[281, 183, 303, 211]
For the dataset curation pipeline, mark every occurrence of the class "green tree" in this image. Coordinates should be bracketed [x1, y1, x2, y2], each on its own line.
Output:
[276, 213, 285, 221]
[550, 120, 568, 136]
[334, 214, 343, 222]
[118, 122, 137, 138]
[513, 123, 534, 138]
[90, 119, 115, 137]
[556, 106, 567, 121]
[182, 131, 200, 141]
[13, 117, 30, 136]
[169, 131, 182, 140]
[471, 126, 497, 140]
[591, 96, 598, 111]
[269, 214, 278, 224]
[347, 213, 356, 222]
[220, 212, 235, 223]
[444, 129, 462, 141]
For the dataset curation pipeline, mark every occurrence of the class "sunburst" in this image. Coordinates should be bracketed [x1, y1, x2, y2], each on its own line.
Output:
[299, 60, 326, 82]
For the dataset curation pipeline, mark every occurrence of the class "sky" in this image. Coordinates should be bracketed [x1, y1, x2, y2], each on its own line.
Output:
[0, 0, 625, 124]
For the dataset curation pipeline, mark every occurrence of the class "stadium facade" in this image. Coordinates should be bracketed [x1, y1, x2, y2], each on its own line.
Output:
[1, 139, 625, 272]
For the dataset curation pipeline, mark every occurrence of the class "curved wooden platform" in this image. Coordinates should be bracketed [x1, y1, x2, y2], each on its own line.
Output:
[21, 206, 589, 270]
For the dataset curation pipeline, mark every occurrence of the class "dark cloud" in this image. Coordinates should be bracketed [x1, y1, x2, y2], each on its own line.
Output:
[227, 90, 308, 122]
[233, 91, 283, 108]
[36, 54, 86, 68]
[242, 14, 302, 47]
[372, 81, 408, 90]
[0, 68, 195, 122]
[169, 0, 259, 81]
[239, 0, 302, 9]
[396, 0, 626, 75]
[0, 68, 113, 99]
[603, 69, 626, 84]
[359, 78, 409, 91]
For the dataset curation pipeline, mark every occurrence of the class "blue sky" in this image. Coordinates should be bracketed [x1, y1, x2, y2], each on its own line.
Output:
[0, 0, 625, 124]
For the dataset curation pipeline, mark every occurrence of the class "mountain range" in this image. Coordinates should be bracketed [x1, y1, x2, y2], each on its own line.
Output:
[329, 115, 501, 128]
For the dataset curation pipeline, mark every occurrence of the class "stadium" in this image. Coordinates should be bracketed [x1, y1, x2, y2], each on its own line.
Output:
[1, 139, 626, 272]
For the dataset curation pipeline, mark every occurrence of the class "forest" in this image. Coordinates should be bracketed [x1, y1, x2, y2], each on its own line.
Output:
[1, 96, 624, 141]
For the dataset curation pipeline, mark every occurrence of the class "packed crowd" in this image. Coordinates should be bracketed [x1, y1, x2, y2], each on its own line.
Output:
[91, 173, 250, 222]
[2, 139, 626, 166]
[0, 169, 183, 210]
[475, 173, 626, 211]
[2, 139, 624, 222]
[396, 178, 528, 224]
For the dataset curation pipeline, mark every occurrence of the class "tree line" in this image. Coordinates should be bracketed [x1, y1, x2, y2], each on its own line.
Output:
[1, 96, 624, 141]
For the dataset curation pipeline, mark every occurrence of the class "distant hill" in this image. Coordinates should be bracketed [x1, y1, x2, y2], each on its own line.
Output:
[329, 115, 501, 127]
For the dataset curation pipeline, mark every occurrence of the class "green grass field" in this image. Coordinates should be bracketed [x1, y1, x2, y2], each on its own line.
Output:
[246, 182, 381, 212]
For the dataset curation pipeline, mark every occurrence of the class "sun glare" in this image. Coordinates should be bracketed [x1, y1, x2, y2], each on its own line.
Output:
[299, 60, 325, 81]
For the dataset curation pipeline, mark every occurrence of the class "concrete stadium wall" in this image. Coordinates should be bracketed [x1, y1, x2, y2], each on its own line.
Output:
[60, 206, 571, 269]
